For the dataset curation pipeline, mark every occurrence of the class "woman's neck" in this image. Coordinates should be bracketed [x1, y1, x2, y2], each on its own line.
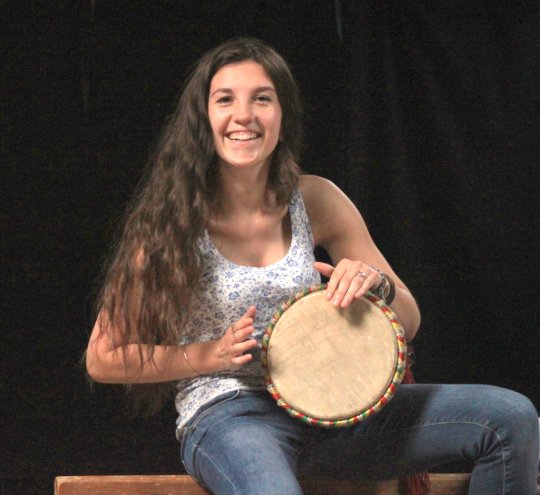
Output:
[214, 162, 277, 217]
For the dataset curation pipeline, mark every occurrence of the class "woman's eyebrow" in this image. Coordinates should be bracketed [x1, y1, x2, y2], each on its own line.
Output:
[209, 86, 277, 98]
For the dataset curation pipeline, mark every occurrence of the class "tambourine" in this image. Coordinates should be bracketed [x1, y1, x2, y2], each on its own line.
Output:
[261, 284, 407, 428]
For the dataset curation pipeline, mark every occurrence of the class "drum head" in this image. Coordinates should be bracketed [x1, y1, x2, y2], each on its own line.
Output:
[262, 285, 406, 427]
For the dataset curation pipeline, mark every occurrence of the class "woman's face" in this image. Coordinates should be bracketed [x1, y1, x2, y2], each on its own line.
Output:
[208, 60, 282, 173]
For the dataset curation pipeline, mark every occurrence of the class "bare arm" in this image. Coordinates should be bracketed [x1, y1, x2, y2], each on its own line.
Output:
[301, 175, 421, 341]
[85, 304, 258, 385]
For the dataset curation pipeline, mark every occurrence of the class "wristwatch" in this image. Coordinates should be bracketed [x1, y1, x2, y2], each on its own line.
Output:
[370, 268, 396, 304]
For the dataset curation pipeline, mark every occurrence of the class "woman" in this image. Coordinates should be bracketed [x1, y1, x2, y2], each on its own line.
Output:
[86, 37, 539, 495]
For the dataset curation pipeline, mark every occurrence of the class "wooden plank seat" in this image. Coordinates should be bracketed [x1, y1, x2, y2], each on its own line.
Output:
[54, 473, 473, 495]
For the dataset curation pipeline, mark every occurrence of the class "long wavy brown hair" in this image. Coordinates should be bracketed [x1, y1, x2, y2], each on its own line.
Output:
[93, 37, 304, 413]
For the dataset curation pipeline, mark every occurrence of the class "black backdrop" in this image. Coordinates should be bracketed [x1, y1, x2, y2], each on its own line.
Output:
[3, 2, 539, 493]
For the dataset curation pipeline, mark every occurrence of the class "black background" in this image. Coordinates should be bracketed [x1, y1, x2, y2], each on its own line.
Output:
[3, 2, 539, 493]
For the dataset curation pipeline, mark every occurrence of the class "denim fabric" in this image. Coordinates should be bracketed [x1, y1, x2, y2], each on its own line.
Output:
[180, 385, 539, 495]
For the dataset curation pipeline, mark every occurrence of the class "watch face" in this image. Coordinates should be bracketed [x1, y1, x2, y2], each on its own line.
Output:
[380, 276, 390, 299]
[384, 279, 391, 298]
[372, 276, 388, 300]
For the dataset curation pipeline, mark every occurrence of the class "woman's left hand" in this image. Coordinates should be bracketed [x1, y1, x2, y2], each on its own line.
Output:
[314, 259, 383, 308]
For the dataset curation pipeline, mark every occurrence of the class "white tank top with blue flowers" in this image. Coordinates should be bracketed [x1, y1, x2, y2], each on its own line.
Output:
[175, 189, 321, 435]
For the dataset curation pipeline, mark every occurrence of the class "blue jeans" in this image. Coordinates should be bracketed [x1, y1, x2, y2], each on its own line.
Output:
[180, 385, 539, 495]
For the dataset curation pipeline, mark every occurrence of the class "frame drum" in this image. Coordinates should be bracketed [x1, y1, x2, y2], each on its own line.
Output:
[261, 285, 407, 428]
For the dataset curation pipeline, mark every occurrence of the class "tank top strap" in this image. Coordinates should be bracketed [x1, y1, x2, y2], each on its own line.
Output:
[289, 188, 315, 249]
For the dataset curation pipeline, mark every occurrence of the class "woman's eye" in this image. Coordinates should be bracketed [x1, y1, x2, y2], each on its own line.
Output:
[254, 95, 272, 103]
[216, 96, 233, 104]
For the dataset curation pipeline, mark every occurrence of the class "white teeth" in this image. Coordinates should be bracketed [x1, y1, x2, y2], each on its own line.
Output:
[228, 131, 258, 141]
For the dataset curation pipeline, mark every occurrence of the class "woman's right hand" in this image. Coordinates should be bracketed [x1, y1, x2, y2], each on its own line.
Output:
[216, 306, 258, 370]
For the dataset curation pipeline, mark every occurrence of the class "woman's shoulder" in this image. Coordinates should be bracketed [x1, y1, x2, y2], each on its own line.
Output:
[299, 174, 334, 196]
[299, 174, 367, 248]
[298, 175, 344, 244]
[299, 174, 345, 210]
[299, 173, 332, 189]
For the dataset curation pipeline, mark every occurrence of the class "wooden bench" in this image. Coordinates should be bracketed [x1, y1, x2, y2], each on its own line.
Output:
[54, 473, 472, 495]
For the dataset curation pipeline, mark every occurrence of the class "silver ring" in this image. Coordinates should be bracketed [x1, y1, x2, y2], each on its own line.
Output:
[356, 271, 367, 279]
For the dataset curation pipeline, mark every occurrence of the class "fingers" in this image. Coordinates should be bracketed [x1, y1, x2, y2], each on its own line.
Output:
[314, 261, 335, 278]
[226, 329, 257, 369]
[223, 307, 258, 369]
[229, 306, 256, 340]
[323, 259, 382, 308]
[231, 352, 253, 366]
[230, 324, 256, 345]
[232, 336, 257, 359]
[242, 305, 257, 318]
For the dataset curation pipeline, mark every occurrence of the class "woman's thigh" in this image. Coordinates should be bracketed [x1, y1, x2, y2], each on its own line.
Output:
[181, 390, 311, 495]
[180, 385, 538, 494]
[299, 384, 538, 493]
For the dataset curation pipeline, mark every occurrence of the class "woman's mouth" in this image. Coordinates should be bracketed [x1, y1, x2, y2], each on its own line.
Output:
[227, 131, 260, 141]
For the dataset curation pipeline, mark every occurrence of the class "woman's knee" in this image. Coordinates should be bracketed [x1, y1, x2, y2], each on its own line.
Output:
[483, 387, 537, 428]
[478, 386, 538, 453]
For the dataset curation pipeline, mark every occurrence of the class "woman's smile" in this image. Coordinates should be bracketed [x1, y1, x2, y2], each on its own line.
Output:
[227, 131, 260, 141]
[208, 60, 282, 172]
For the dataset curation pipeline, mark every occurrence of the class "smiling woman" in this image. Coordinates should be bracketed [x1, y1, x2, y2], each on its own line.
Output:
[208, 61, 282, 174]
[85, 37, 539, 495]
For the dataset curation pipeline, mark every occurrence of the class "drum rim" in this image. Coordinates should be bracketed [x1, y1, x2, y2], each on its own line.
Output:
[261, 284, 407, 428]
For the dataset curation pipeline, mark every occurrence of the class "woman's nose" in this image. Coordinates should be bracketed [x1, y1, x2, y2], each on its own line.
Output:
[233, 101, 253, 123]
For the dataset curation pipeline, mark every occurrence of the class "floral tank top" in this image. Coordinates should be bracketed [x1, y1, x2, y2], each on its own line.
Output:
[175, 189, 321, 435]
